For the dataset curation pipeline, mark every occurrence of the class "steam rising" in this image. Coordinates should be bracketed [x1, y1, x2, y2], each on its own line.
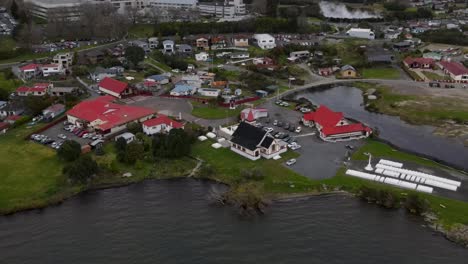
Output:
[319, 1, 381, 19]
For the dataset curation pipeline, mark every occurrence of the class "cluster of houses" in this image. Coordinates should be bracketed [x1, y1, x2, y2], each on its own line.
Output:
[19, 52, 73, 79]
[403, 56, 468, 81]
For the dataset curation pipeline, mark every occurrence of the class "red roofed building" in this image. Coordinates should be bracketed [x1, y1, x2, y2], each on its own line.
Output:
[98, 77, 133, 98]
[67, 96, 155, 135]
[437, 61, 468, 81]
[0, 122, 9, 134]
[142, 114, 184, 135]
[16, 83, 53, 96]
[4, 115, 22, 124]
[19, 64, 41, 79]
[403, 57, 434, 69]
[240, 108, 268, 123]
[40, 63, 65, 77]
[302, 105, 371, 141]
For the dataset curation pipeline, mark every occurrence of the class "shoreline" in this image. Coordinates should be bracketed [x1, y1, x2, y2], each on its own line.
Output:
[1, 173, 467, 248]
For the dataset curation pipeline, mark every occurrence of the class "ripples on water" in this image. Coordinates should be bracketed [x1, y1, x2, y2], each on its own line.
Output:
[0, 179, 467, 264]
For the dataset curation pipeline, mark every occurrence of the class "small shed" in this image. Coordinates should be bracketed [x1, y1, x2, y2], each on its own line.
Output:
[255, 90, 269, 97]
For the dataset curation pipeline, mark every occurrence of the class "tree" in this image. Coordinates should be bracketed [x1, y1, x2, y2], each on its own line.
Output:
[127, 122, 143, 134]
[152, 129, 194, 159]
[125, 142, 145, 164]
[58, 140, 81, 162]
[125, 46, 145, 67]
[24, 96, 53, 116]
[404, 194, 429, 215]
[115, 137, 127, 153]
[63, 156, 98, 184]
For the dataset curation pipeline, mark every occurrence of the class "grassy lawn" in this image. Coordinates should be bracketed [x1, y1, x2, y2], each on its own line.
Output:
[0, 125, 71, 214]
[191, 101, 245, 119]
[361, 67, 400, 79]
[145, 58, 171, 72]
[354, 82, 468, 124]
[192, 141, 318, 193]
[128, 24, 154, 38]
[335, 39, 369, 66]
[422, 71, 452, 81]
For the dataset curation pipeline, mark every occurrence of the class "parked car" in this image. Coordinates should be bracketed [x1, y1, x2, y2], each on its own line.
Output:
[284, 123, 290, 130]
[277, 121, 283, 127]
[290, 144, 302, 150]
[345, 145, 354, 150]
[286, 159, 297, 166]
[275, 132, 284, 138]
[283, 136, 291, 142]
[273, 120, 278, 126]
[57, 134, 67, 139]
[295, 126, 302, 133]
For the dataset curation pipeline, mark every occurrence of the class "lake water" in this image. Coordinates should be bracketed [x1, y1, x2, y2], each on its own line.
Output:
[0, 179, 467, 263]
[296, 86, 468, 171]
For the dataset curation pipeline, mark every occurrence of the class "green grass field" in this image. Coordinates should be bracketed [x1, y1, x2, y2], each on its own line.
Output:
[0, 72, 22, 94]
[422, 71, 452, 81]
[128, 24, 154, 38]
[0, 125, 70, 214]
[191, 102, 244, 119]
[191, 141, 317, 193]
[361, 67, 401, 79]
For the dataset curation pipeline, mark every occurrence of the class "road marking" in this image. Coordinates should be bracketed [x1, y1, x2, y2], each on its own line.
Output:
[294, 132, 316, 138]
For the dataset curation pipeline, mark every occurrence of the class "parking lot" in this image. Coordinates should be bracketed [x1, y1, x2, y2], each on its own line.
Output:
[260, 99, 365, 180]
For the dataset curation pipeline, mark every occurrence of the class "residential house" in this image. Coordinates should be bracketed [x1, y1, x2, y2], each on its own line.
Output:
[240, 108, 268, 123]
[90, 67, 118, 82]
[230, 52, 249, 59]
[253, 57, 275, 67]
[339, 65, 358, 78]
[41, 63, 64, 77]
[255, 90, 269, 97]
[148, 37, 159, 49]
[42, 103, 65, 120]
[211, 36, 227, 50]
[130, 40, 150, 53]
[170, 83, 197, 96]
[177, 44, 193, 54]
[115, 132, 135, 144]
[288, 51, 310, 62]
[146, 74, 170, 85]
[318, 67, 336, 76]
[438, 61, 468, 81]
[423, 52, 442, 61]
[85, 50, 105, 65]
[0, 103, 24, 117]
[302, 105, 372, 142]
[19, 64, 41, 79]
[53, 52, 73, 69]
[16, 83, 52, 96]
[163, 40, 175, 54]
[252, 34, 276, 50]
[67, 96, 155, 135]
[49, 86, 77, 96]
[196, 37, 209, 50]
[98, 77, 133, 98]
[142, 114, 184, 135]
[393, 42, 412, 52]
[198, 71, 216, 82]
[211, 81, 228, 89]
[198, 88, 221, 97]
[0, 122, 9, 134]
[195, 52, 209, 62]
[229, 122, 287, 160]
[403, 57, 434, 69]
[4, 115, 21, 124]
[232, 35, 249, 47]
[181, 75, 203, 88]
[346, 28, 375, 40]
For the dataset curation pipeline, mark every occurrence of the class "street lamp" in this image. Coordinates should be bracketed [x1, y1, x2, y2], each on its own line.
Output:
[363, 152, 373, 171]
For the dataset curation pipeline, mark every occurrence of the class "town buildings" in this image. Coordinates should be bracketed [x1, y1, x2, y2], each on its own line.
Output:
[252, 34, 276, 50]
[198, 0, 246, 18]
[98, 77, 133, 98]
[302, 105, 371, 142]
[240, 108, 268, 123]
[143, 114, 184, 135]
[230, 122, 287, 160]
[67, 96, 155, 135]
[438, 61, 468, 81]
[403, 57, 435, 69]
[16, 83, 53, 96]
[346, 28, 375, 40]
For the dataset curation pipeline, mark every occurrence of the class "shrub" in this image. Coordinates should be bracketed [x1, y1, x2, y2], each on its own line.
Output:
[57, 140, 81, 162]
[63, 156, 98, 184]
[404, 194, 429, 215]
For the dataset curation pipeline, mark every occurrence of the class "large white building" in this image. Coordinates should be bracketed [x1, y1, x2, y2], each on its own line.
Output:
[147, 0, 197, 9]
[25, 0, 146, 20]
[252, 34, 276, 50]
[198, 0, 246, 18]
[346, 28, 375, 40]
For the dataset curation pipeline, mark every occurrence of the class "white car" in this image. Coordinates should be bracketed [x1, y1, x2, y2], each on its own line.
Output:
[295, 126, 302, 133]
[264, 127, 274, 133]
[57, 134, 67, 139]
[286, 159, 296, 166]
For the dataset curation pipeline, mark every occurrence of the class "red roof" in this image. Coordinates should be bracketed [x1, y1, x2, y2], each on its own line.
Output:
[67, 97, 155, 131]
[16, 83, 51, 94]
[5, 115, 21, 121]
[303, 105, 344, 127]
[20, 64, 40, 71]
[143, 114, 183, 129]
[439, 61, 468, 76]
[404, 57, 434, 66]
[303, 105, 371, 137]
[321, 123, 371, 137]
[0, 122, 9, 130]
[99, 77, 129, 95]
